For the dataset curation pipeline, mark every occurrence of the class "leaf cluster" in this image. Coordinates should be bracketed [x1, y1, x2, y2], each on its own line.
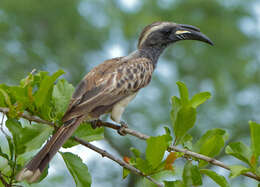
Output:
[0, 70, 104, 186]
[122, 81, 260, 187]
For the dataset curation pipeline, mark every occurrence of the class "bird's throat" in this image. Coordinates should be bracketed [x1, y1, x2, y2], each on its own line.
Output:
[138, 45, 167, 67]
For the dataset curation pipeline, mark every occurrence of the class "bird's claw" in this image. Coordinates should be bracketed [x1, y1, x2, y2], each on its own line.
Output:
[117, 121, 128, 136]
[90, 119, 102, 129]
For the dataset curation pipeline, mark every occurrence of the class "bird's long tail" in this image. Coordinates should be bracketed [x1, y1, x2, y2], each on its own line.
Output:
[16, 117, 84, 183]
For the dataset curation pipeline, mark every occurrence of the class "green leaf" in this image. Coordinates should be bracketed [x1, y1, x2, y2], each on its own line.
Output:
[183, 162, 193, 186]
[9, 86, 29, 107]
[173, 106, 196, 144]
[176, 81, 189, 105]
[249, 121, 260, 159]
[130, 147, 141, 158]
[190, 92, 211, 108]
[170, 96, 181, 127]
[63, 123, 104, 148]
[0, 88, 12, 107]
[190, 165, 202, 185]
[122, 168, 130, 179]
[52, 79, 74, 120]
[181, 134, 193, 150]
[164, 126, 171, 136]
[6, 136, 14, 160]
[193, 129, 228, 167]
[146, 135, 168, 169]
[6, 119, 53, 155]
[34, 70, 64, 108]
[164, 180, 185, 187]
[0, 147, 9, 160]
[183, 162, 202, 186]
[37, 166, 49, 182]
[229, 165, 250, 178]
[256, 166, 260, 176]
[200, 169, 230, 187]
[0, 85, 9, 107]
[225, 142, 252, 167]
[164, 127, 173, 146]
[20, 124, 53, 152]
[20, 70, 35, 88]
[61, 152, 91, 187]
[5, 118, 25, 155]
[135, 157, 153, 174]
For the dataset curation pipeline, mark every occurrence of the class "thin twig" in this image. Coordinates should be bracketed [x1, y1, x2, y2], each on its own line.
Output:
[0, 107, 55, 127]
[0, 107, 259, 182]
[73, 137, 163, 187]
[168, 145, 259, 180]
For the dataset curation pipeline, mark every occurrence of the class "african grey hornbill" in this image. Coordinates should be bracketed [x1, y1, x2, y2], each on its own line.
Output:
[16, 21, 213, 182]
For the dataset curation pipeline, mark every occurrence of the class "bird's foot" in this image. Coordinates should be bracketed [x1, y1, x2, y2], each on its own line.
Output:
[117, 121, 128, 136]
[90, 119, 103, 129]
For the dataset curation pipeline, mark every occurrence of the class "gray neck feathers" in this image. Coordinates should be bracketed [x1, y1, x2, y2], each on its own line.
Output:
[123, 45, 166, 68]
[138, 45, 166, 67]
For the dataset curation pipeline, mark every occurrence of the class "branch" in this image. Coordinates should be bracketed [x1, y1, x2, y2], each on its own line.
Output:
[73, 137, 163, 187]
[168, 146, 259, 180]
[0, 107, 55, 127]
[0, 107, 259, 182]
[0, 108, 162, 187]
[86, 120, 260, 182]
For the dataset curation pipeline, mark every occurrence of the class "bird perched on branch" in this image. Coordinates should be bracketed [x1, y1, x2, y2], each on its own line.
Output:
[17, 21, 213, 183]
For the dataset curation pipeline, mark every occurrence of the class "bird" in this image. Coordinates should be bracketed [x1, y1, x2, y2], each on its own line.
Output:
[16, 21, 213, 183]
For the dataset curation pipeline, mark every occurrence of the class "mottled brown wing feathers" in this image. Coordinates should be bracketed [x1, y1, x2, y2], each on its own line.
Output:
[62, 57, 154, 123]
[63, 57, 122, 120]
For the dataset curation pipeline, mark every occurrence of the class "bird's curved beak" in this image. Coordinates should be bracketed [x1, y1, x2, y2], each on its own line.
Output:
[174, 24, 214, 46]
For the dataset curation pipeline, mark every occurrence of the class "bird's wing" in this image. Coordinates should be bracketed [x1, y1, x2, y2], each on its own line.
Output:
[62, 57, 154, 123]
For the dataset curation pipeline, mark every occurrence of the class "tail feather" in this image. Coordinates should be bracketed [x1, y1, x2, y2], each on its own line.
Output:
[16, 117, 84, 183]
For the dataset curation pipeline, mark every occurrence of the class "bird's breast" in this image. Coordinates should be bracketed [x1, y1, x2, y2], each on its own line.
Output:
[114, 59, 154, 94]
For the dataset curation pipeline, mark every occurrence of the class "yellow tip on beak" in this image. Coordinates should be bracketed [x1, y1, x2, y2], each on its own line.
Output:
[175, 30, 191, 35]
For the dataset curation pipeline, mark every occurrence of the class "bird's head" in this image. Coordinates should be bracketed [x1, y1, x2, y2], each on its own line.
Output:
[138, 22, 213, 49]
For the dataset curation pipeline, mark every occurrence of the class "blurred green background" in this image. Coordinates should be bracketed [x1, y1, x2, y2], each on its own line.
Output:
[0, 0, 260, 186]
